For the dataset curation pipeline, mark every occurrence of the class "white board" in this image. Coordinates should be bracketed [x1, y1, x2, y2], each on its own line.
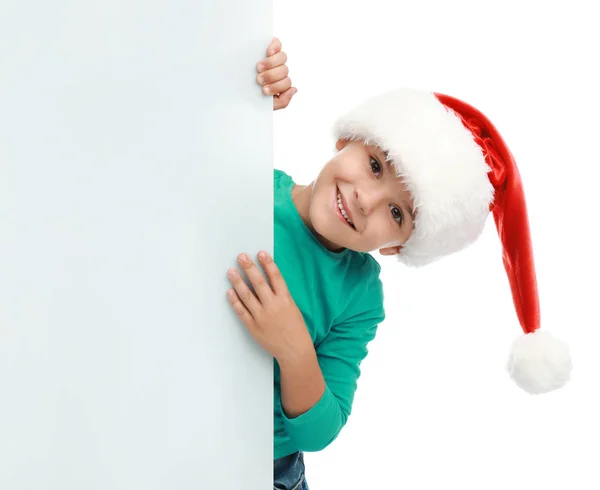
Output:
[0, 1, 273, 488]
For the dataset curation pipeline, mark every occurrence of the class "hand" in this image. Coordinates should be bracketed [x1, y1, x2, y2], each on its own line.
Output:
[226, 251, 312, 362]
[256, 37, 297, 111]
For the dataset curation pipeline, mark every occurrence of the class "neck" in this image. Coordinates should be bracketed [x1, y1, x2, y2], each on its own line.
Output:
[291, 182, 313, 230]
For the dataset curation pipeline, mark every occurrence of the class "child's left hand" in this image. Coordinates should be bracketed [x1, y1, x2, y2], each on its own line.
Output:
[226, 251, 313, 363]
[256, 37, 297, 111]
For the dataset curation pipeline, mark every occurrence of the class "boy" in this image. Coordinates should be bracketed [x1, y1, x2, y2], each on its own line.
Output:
[225, 38, 572, 489]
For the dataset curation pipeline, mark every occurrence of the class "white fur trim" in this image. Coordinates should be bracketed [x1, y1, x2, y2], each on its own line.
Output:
[507, 330, 572, 394]
[333, 88, 494, 266]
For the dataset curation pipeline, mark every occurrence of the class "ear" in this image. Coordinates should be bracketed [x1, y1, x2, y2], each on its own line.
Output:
[379, 246, 402, 256]
[335, 138, 349, 151]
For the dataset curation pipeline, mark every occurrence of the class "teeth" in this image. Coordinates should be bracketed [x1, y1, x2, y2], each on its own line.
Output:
[337, 192, 354, 226]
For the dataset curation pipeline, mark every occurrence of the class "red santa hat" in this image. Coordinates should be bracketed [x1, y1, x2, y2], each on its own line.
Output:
[333, 88, 572, 394]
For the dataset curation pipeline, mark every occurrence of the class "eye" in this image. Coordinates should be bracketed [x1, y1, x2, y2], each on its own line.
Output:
[390, 205, 404, 226]
[370, 157, 382, 177]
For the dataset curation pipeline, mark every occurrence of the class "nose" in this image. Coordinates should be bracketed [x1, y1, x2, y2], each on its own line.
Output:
[355, 186, 384, 216]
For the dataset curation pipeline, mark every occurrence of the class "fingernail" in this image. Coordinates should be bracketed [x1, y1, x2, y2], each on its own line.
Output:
[257, 63, 265, 72]
[239, 254, 250, 263]
[264, 86, 270, 95]
[257, 76, 264, 85]
[258, 251, 267, 260]
[228, 268, 237, 278]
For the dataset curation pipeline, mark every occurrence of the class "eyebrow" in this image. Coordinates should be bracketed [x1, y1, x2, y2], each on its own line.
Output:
[405, 202, 416, 230]
[407, 204, 416, 226]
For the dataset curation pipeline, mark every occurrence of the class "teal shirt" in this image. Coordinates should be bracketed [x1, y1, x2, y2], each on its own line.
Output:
[273, 169, 385, 459]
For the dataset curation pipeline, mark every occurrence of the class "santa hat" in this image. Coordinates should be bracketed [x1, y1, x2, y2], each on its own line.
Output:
[333, 88, 572, 394]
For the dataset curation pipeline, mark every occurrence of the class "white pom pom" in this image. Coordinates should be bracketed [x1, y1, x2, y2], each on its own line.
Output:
[506, 330, 572, 394]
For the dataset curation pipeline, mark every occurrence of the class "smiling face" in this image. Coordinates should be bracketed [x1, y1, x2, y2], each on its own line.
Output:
[292, 139, 416, 255]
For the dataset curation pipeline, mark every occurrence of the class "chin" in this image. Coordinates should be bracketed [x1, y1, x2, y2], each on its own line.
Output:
[310, 216, 342, 250]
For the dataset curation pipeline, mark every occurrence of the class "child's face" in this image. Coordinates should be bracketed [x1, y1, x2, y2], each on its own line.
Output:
[299, 139, 415, 255]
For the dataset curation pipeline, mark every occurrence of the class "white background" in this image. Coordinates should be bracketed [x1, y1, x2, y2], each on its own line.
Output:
[0, 1, 273, 488]
[274, 1, 600, 488]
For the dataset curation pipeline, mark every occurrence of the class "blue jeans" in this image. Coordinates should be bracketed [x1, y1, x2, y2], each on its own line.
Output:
[274, 451, 309, 490]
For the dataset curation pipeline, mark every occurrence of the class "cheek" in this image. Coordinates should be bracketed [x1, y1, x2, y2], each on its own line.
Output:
[358, 226, 384, 251]
[368, 216, 403, 247]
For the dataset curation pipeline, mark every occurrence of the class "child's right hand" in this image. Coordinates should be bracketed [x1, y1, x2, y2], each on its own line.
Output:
[256, 37, 297, 111]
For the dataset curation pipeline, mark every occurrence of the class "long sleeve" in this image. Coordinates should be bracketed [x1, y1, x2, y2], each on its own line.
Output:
[277, 275, 385, 452]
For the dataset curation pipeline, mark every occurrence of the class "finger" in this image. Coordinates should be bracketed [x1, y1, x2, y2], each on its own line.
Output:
[257, 51, 288, 73]
[227, 289, 256, 329]
[257, 251, 288, 295]
[227, 267, 261, 316]
[274, 87, 297, 111]
[256, 64, 289, 87]
[237, 253, 273, 303]
[263, 77, 292, 96]
[267, 37, 282, 56]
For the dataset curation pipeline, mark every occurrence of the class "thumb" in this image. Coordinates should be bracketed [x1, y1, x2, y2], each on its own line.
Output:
[274, 87, 297, 111]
